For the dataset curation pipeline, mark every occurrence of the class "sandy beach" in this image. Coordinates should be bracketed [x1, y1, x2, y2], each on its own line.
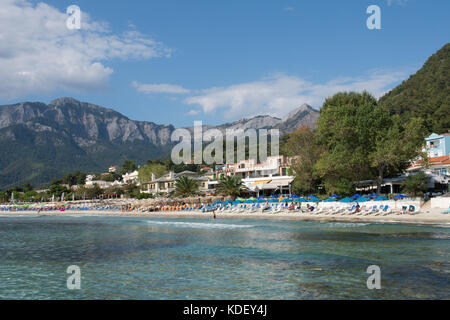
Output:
[2, 208, 449, 226]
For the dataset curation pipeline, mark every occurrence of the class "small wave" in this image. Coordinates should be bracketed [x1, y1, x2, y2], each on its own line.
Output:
[324, 222, 371, 228]
[0, 214, 38, 218]
[146, 220, 254, 229]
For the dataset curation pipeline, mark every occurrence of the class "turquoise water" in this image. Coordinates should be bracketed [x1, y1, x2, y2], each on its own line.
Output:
[0, 215, 449, 299]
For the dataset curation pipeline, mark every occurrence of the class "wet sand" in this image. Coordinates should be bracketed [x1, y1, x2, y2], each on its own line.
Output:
[2, 208, 449, 226]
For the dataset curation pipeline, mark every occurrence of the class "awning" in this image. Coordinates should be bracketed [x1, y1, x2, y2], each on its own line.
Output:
[253, 179, 272, 185]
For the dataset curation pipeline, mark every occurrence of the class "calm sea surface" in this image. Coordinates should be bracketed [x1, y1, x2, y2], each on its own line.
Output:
[0, 215, 449, 299]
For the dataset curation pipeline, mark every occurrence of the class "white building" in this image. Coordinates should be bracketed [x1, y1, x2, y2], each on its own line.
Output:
[216, 155, 294, 196]
[122, 170, 139, 185]
[141, 171, 215, 195]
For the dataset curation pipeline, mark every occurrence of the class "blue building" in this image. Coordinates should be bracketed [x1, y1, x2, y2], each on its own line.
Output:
[424, 133, 450, 158]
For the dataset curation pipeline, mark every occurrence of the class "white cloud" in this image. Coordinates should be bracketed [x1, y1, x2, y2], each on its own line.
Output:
[131, 81, 190, 94]
[387, 0, 409, 6]
[183, 70, 409, 119]
[187, 109, 200, 116]
[0, 0, 170, 99]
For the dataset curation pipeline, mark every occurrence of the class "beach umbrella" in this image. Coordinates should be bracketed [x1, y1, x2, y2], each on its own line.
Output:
[214, 200, 222, 204]
[307, 194, 317, 198]
[330, 194, 340, 198]
[232, 200, 242, 204]
[224, 200, 233, 204]
[324, 198, 337, 202]
[269, 199, 278, 203]
[393, 194, 408, 200]
[340, 197, 354, 203]
[290, 195, 300, 198]
[368, 193, 379, 198]
[256, 199, 265, 203]
[374, 196, 389, 201]
[309, 197, 322, 202]
[351, 194, 361, 199]
[294, 198, 307, 202]
[356, 197, 370, 202]
[244, 199, 254, 203]
[281, 198, 291, 202]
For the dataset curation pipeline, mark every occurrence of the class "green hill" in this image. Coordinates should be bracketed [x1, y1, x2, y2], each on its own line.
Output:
[379, 43, 450, 133]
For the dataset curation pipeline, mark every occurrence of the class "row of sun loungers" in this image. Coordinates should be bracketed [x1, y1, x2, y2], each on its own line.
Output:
[0, 206, 123, 212]
[1, 203, 422, 216]
[180, 203, 421, 216]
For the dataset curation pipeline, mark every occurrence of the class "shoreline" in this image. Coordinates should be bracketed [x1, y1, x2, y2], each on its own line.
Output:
[1, 209, 449, 226]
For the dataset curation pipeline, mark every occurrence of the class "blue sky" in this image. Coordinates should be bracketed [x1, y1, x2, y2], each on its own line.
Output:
[0, 0, 449, 127]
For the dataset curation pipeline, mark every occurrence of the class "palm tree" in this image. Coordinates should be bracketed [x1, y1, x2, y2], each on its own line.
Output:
[216, 176, 244, 199]
[174, 176, 199, 197]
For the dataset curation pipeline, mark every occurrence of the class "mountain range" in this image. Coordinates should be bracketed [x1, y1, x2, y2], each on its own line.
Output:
[1, 42, 448, 190]
[0, 97, 318, 189]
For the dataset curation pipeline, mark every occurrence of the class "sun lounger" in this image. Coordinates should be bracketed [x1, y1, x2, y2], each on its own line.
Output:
[380, 205, 392, 215]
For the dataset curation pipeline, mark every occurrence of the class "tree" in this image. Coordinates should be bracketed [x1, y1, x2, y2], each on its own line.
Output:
[283, 127, 324, 194]
[401, 172, 429, 198]
[174, 176, 199, 197]
[85, 183, 103, 199]
[216, 176, 244, 199]
[100, 172, 121, 182]
[369, 116, 427, 193]
[23, 182, 34, 193]
[62, 171, 86, 186]
[316, 91, 427, 194]
[47, 183, 69, 199]
[121, 160, 137, 175]
[138, 163, 166, 183]
[0, 192, 8, 203]
[122, 183, 140, 198]
[379, 43, 450, 133]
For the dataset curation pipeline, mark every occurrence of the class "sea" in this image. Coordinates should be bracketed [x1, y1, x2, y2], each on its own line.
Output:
[0, 215, 448, 299]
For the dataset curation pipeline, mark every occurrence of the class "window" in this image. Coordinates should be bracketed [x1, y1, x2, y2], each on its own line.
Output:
[429, 140, 440, 148]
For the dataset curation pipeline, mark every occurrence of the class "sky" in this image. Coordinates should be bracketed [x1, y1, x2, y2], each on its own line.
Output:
[0, 0, 449, 127]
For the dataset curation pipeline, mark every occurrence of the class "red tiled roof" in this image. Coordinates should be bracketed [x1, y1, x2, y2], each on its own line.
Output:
[429, 155, 450, 165]
[408, 155, 450, 170]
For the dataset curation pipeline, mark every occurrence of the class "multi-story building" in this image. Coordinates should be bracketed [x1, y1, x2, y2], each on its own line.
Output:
[216, 155, 295, 197]
[122, 170, 139, 185]
[424, 133, 450, 158]
[142, 171, 215, 195]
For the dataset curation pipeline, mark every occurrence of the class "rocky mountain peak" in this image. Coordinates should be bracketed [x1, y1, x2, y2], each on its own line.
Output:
[282, 104, 315, 122]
